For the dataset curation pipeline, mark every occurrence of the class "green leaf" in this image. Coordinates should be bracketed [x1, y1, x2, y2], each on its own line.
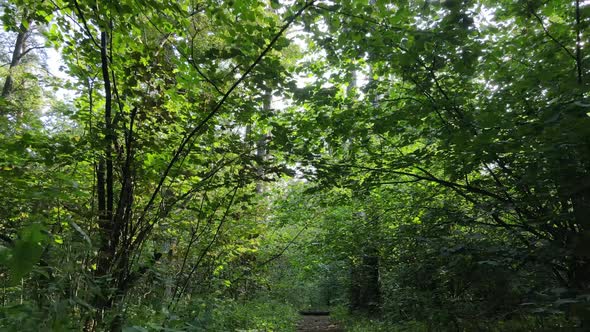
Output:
[3, 224, 47, 285]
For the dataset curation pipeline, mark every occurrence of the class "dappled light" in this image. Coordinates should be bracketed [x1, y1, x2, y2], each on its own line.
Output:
[1, 0, 590, 331]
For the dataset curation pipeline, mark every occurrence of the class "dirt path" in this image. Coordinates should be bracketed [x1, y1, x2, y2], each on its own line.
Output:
[296, 314, 343, 332]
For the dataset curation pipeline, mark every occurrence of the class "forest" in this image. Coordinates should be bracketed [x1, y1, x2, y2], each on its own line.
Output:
[0, 0, 589, 331]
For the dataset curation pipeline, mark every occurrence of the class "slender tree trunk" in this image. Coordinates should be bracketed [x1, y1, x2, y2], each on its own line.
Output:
[89, 28, 122, 332]
[96, 28, 114, 286]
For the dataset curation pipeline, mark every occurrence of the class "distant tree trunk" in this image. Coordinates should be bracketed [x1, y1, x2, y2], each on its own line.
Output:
[256, 89, 271, 194]
[349, 263, 362, 310]
[360, 249, 380, 314]
[349, 248, 380, 315]
[2, 19, 30, 99]
[348, 207, 381, 315]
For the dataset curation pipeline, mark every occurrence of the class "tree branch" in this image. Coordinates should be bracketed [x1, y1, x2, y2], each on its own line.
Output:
[171, 185, 240, 305]
[72, 0, 100, 48]
[135, 0, 316, 245]
[530, 10, 576, 61]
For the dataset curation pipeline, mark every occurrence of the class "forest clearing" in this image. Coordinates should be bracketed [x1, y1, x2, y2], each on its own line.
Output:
[1, 0, 590, 331]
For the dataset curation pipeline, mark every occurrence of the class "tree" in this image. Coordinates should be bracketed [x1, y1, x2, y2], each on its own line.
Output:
[1, 0, 316, 330]
[276, 0, 590, 324]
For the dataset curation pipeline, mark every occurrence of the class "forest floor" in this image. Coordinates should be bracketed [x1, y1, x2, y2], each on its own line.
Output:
[296, 314, 343, 332]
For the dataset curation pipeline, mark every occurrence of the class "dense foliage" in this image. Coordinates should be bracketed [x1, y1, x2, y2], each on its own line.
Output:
[0, 0, 589, 331]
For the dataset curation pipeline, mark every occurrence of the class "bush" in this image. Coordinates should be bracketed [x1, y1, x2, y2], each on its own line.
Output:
[126, 297, 299, 331]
